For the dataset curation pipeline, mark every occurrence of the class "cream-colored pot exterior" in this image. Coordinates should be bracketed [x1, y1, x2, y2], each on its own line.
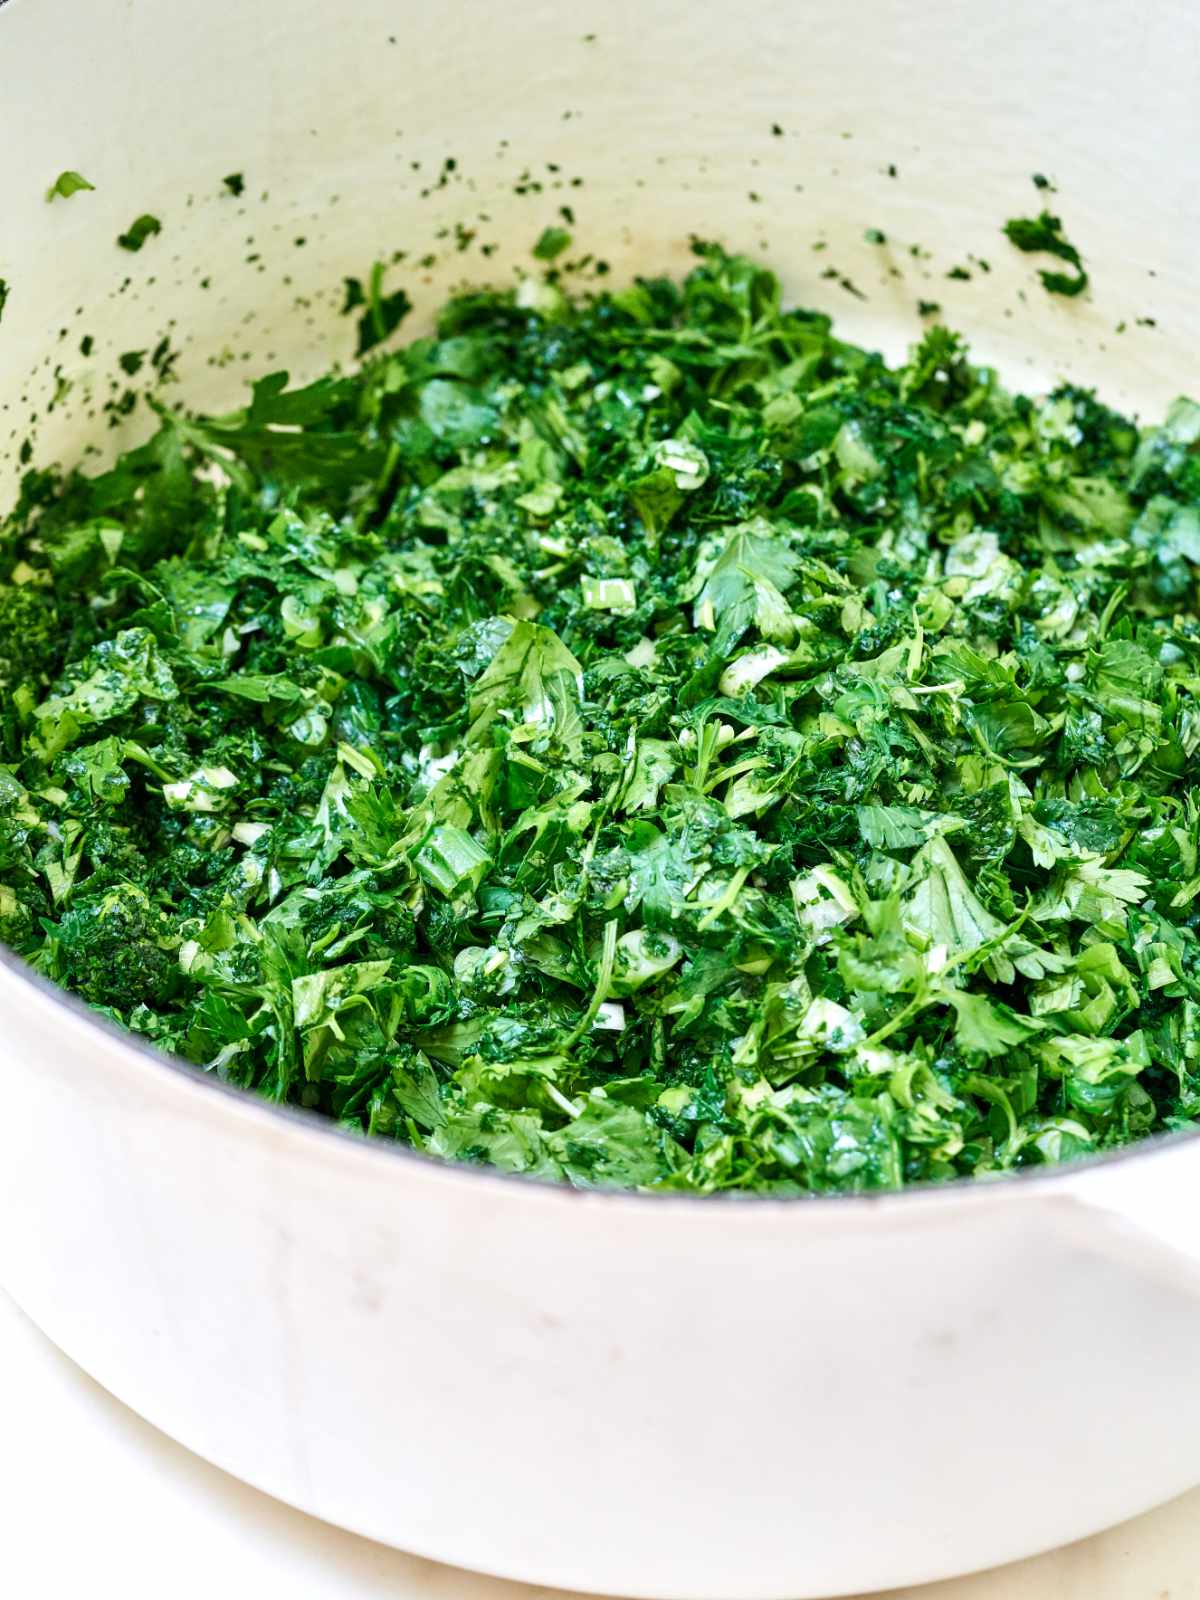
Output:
[2, 2, 1199, 1595]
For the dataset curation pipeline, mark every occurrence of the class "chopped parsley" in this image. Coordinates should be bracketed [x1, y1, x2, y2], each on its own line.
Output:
[1004, 210, 1088, 297]
[532, 226, 573, 262]
[341, 262, 413, 355]
[46, 171, 95, 201]
[2, 242, 1198, 1195]
[116, 214, 163, 253]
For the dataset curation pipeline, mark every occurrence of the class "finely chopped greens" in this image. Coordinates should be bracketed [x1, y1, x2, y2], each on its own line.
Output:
[3, 244, 1200, 1195]
[1002, 210, 1089, 298]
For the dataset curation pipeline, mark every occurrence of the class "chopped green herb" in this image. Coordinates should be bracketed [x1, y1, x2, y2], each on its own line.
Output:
[222, 173, 246, 197]
[3, 242, 1199, 1196]
[342, 262, 413, 355]
[47, 171, 95, 201]
[1003, 210, 1088, 297]
[117, 214, 163, 253]
[0, 279, 8, 323]
[532, 226, 572, 262]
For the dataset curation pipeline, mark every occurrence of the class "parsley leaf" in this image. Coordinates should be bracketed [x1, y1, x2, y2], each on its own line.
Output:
[532, 226, 572, 261]
[117, 214, 163, 253]
[1003, 210, 1088, 296]
[46, 171, 95, 201]
[342, 262, 413, 354]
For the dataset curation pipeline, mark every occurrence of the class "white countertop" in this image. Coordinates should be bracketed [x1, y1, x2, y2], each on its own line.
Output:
[2, 1285, 1197, 1600]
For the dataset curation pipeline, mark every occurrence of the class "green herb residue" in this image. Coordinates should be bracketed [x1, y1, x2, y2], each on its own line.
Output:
[117, 214, 163, 253]
[533, 226, 572, 261]
[46, 171, 95, 202]
[1003, 210, 1088, 297]
[341, 263, 413, 355]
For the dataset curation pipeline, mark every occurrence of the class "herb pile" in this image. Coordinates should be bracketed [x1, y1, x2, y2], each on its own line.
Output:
[4, 243, 1200, 1194]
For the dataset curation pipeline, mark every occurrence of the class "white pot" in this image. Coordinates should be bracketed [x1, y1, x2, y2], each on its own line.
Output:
[1, 2, 1198, 1595]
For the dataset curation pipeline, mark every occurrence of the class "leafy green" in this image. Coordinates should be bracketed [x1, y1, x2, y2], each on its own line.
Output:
[1003, 211, 1088, 297]
[117, 214, 163, 253]
[46, 171, 95, 201]
[3, 242, 1200, 1195]
[342, 263, 412, 354]
[532, 227, 572, 262]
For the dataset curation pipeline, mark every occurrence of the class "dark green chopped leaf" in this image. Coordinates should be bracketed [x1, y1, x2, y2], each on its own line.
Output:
[342, 261, 413, 354]
[117, 214, 163, 252]
[3, 242, 1199, 1195]
[222, 173, 246, 197]
[1003, 210, 1088, 296]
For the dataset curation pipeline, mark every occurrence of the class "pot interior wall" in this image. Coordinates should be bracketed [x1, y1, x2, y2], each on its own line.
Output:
[1, 0, 1195, 509]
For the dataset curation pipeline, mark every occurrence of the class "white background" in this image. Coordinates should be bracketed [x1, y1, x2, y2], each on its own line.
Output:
[3, 1289, 1198, 1600]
